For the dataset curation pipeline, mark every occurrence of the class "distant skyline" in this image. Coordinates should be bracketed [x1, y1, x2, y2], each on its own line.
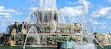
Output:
[0, 0, 111, 33]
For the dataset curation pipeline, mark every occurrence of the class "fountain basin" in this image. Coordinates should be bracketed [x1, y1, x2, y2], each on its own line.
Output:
[57, 41, 73, 49]
[57, 41, 97, 49]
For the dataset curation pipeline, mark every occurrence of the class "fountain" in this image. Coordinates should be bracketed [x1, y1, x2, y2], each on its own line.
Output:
[22, 0, 104, 49]
[57, 0, 103, 49]
[22, 0, 59, 48]
[23, 26, 41, 49]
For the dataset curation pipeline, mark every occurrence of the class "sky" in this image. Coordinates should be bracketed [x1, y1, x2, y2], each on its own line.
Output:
[0, 0, 111, 33]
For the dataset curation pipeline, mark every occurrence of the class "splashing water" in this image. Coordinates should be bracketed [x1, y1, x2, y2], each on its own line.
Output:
[23, 26, 41, 49]
[40, 0, 57, 10]
[79, 0, 103, 49]
[22, 0, 103, 49]
[23, 0, 58, 48]
[57, 41, 97, 49]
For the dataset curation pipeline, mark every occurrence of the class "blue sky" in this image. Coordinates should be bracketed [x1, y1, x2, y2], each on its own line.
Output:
[0, 0, 111, 33]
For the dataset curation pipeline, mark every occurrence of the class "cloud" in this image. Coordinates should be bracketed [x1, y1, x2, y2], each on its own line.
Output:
[79, 0, 90, 5]
[59, 6, 83, 24]
[0, 6, 4, 9]
[22, 7, 38, 11]
[59, 0, 91, 24]
[91, 7, 111, 19]
[68, 0, 91, 6]
[0, 6, 21, 18]
[0, 6, 21, 33]
[109, 0, 111, 2]
[60, 0, 90, 17]
[93, 21, 98, 24]
[68, 2, 77, 5]
[29, 7, 38, 11]
[0, 17, 23, 33]
[60, 6, 83, 17]
[0, 18, 15, 33]
[106, 0, 111, 3]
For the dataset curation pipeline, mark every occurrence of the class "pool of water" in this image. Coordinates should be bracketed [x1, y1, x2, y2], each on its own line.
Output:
[97, 45, 111, 49]
[0, 46, 110, 49]
[0, 46, 57, 49]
